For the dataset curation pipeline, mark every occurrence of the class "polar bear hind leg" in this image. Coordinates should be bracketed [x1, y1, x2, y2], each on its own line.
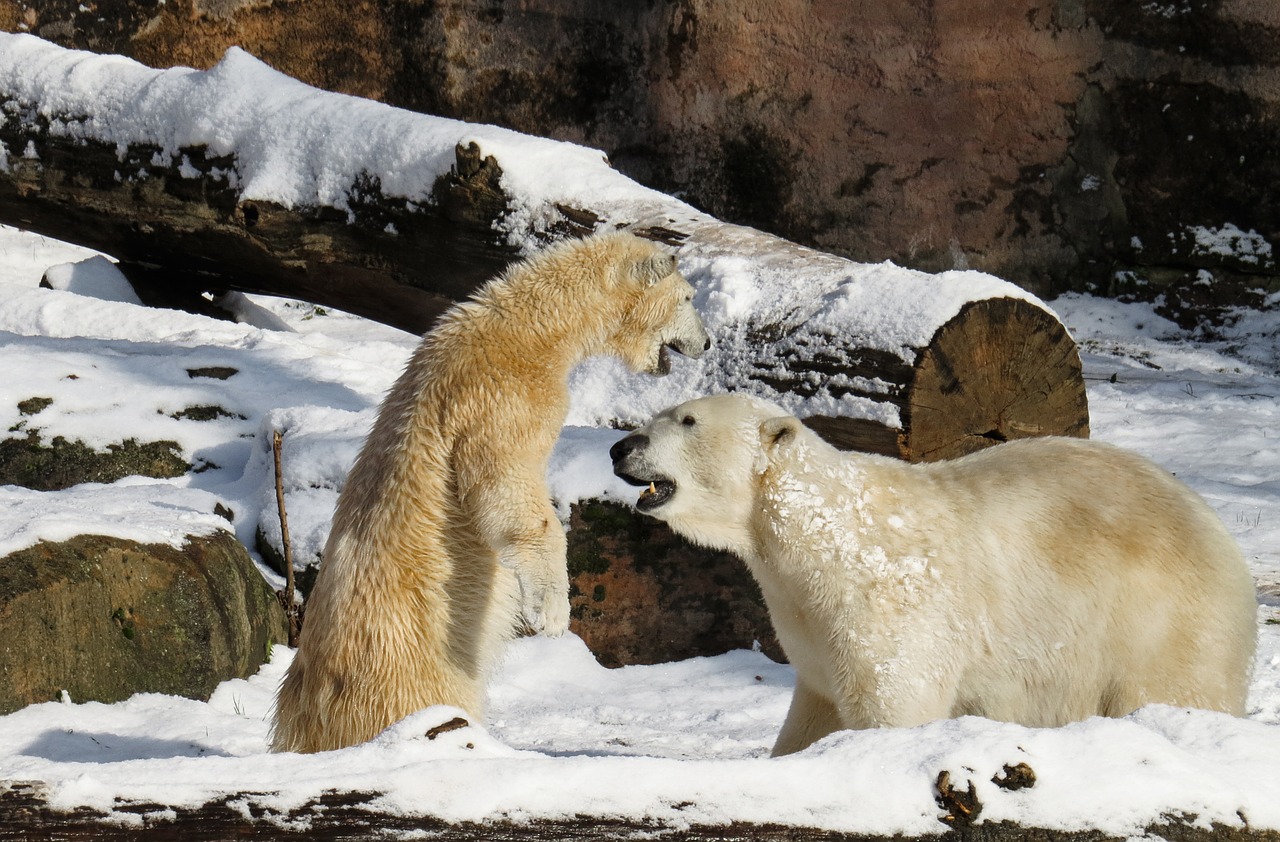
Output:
[773, 682, 843, 757]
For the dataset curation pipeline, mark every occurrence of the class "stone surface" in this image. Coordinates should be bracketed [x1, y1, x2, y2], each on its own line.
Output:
[0, 532, 288, 713]
[5, 0, 1276, 306]
[1, 396, 190, 490]
[565, 500, 782, 668]
[0, 430, 189, 490]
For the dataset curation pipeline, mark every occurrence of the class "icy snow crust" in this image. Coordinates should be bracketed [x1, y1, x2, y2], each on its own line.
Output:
[0, 32, 1048, 428]
[0, 33, 1277, 838]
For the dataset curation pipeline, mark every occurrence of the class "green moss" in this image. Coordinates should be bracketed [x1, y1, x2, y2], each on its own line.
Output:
[566, 499, 692, 578]
[17, 396, 53, 416]
[170, 405, 245, 422]
[110, 606, 137, 642]
[0, 430, 189, 491]
[566, 538, 611, 577]
[577, 500, 643, 537]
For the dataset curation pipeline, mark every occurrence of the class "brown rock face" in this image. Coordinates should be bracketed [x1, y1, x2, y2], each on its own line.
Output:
[0, 532, 288, 713]
[7, 1, 1276, 304]
[565, 501, 782, 668]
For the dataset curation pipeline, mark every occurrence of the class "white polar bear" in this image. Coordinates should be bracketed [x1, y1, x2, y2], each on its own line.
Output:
[611, 393, 1257, 756]
[271, 232, 709, 754]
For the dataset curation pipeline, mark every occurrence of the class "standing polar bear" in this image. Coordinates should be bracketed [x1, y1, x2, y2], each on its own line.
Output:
[272, 232, 709, 753]
[611, 394, 1257, 756]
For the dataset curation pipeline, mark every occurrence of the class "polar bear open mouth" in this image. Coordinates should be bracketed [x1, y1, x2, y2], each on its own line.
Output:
[616, 472, 677, 511]
[655, 333, 710, 375]
[655, 342, 692, 375]
[654, 345, 673, 375]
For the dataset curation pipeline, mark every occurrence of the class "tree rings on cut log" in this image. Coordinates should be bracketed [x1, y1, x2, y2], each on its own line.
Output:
[799, 298, 1089, 463]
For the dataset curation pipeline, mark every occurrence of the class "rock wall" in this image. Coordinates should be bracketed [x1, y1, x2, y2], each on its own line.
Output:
[3, 0, 1276, 304]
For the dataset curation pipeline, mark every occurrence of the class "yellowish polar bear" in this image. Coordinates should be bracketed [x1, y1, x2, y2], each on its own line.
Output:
[271, 232, 710, 753]
[611, 393, 1257, 756]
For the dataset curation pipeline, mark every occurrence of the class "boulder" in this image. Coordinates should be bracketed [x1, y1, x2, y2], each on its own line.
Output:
[0, 531, 288, 714]
[565, 500, 782, 667]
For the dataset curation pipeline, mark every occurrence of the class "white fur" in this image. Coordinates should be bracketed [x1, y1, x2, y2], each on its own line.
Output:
[613, 394, 1257, 756]
[270, 232, 708, 753]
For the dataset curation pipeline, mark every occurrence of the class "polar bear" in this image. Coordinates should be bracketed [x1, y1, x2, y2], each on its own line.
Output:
[271, 232, 710, 753]
[611, 394, 1257, 756]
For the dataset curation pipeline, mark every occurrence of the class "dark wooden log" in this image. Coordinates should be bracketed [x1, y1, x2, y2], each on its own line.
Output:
[4, 780, 1276, 842]
[0, 103, 517, 333]
[0, 40, 1088, 460]
[0, 96, 1088, 461]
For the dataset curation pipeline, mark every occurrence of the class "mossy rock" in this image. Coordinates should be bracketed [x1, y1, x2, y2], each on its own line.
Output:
[0, 532, 288, 714]
[0, 430, 189, 491]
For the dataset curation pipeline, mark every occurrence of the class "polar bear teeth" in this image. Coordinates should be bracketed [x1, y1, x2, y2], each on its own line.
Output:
[636, 479, 675, 510]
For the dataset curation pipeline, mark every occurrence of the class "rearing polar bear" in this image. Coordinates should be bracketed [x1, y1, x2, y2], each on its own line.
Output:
[612, 393, 1257, 756]
[272, 232, 709, 753]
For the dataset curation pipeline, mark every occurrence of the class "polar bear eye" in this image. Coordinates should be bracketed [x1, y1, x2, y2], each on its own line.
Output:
[681, 415, 696, 427]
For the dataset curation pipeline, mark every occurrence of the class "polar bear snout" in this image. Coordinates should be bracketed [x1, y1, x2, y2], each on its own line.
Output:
[667, 329, 712, 358]
[610, 434, 677, 511]
[609, 433, 647, 467]
[649, 302, 711, 375]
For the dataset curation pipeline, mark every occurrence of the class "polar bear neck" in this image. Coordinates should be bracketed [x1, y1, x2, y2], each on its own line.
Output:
[443, 278, 620, 378]
[333, 257, 629, 548]
[752, 450, 937, 602]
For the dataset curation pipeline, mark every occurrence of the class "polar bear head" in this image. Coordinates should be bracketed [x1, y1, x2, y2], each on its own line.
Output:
[600, 238, 710, 376]
[610, 393, 803, 554]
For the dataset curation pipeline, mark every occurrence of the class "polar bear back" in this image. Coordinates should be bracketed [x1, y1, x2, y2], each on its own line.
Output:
[760, 432, 1256, 725]
[928, 437, 1253, 720]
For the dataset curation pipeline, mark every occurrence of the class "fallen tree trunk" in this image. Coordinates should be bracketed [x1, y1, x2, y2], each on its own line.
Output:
[4, 780, 1276, 842]
[0, 129, 514, 333]
[0, 34, 1087, 461]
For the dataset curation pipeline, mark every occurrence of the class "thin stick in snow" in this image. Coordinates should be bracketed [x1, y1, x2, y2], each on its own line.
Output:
[272, 429, 300, 647]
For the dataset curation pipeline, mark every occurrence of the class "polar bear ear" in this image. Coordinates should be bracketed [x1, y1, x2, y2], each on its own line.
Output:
[760, 415, 801, 451]
[635, 252, 678, 286]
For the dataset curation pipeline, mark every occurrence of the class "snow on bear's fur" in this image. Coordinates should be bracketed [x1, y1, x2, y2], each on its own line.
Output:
[271, 232, 709, 754]
[611, 393, 1257, 756]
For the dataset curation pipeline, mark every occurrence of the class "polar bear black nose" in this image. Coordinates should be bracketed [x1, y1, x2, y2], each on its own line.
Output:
[610, 434, 648, 463]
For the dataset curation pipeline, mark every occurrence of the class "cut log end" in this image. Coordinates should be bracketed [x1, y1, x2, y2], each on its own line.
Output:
[905, 298, 1089, 462]
[799, 297, 1089, 463]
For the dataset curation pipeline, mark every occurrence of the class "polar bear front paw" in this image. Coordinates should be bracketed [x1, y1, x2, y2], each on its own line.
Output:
[513, 569, 570, 637]
[538, 586, 570, 638]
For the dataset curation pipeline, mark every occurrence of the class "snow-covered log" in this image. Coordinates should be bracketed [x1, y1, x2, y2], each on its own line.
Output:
[2, 777, 1271, 841]
[0, 34, 1088, 461]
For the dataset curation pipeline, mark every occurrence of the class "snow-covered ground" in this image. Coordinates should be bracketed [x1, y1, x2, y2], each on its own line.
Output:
[0, 223, 1276, 838]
